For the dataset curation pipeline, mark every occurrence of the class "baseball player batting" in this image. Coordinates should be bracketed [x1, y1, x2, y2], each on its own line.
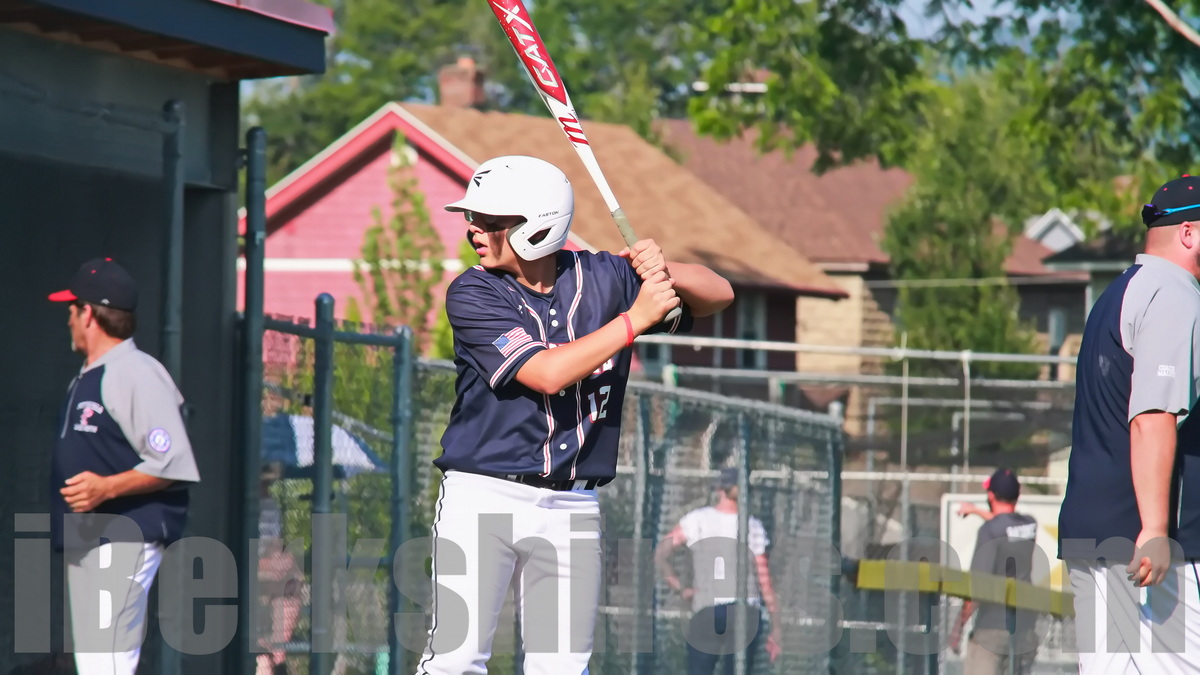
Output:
[416, 155, 734, 674]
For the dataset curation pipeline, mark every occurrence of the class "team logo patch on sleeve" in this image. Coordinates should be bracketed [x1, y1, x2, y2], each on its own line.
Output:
[492, 327, 533, 357]
[148, 428, 171, 453]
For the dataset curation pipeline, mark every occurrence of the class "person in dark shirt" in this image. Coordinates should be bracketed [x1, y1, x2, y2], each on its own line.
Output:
[951, 468, 1039, 674]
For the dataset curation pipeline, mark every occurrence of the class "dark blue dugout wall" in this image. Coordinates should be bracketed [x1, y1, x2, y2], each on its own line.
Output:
[0, 27, 243, 674]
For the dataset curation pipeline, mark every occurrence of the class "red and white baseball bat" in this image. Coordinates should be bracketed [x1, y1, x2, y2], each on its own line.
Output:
[487, 0, 682, 322]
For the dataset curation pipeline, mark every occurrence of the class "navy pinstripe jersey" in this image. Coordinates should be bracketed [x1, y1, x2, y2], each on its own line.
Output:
[436, 250, 693, 483]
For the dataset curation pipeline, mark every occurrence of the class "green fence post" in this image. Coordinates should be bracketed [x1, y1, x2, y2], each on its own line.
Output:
[236, 126, 268, 675]
[734, 413, 751, 675]
[388, 326, 414, 675]
[829, 421, 844, 675]
[631, 395, 654, 675]
[311, 294, 335, 675]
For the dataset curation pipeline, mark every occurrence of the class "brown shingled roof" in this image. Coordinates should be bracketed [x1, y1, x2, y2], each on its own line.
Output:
[659, 119, 907, 265]
[659, 119, 1079, 280]
[403, 104, 846, 297]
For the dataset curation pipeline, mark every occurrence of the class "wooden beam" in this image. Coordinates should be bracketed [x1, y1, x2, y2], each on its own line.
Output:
[853, 559, 1074, 617]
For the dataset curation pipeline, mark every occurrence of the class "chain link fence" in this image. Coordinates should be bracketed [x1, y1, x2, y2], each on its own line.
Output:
[411, 360, 846, 675]
[245, 306, 1084, 674]
[644, 334, 1078, 674]
[255, 309, 412, 675]
[247, 306, 848, 675]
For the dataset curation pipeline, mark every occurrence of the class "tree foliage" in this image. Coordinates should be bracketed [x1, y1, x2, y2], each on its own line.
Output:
[691, 1, 1200, 238]
[243, 0, 536, 183]
[348, 134, 444, 354]
[881, 70, 1042, 379]
[243, 0, 722, 182]
[511, 0, 727, 146]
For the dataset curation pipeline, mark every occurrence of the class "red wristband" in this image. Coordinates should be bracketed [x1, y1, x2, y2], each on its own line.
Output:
[619, 312, 634, 347]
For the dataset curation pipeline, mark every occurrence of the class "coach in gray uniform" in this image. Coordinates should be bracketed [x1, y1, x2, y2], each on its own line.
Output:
[48, 258, 200, 675]
[1059, 175, 1200, 673]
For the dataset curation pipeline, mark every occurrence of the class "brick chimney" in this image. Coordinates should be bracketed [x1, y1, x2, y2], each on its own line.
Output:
[437, 56, 486, 108]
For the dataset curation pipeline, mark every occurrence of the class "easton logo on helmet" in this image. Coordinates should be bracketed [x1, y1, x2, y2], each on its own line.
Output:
[473, 169, 492, 187]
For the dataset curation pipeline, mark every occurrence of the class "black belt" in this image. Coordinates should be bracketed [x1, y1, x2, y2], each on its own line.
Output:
[473, 471, 599, 492]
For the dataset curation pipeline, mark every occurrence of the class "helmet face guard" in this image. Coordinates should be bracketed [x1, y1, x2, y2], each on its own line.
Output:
[444, 155, 574, 261]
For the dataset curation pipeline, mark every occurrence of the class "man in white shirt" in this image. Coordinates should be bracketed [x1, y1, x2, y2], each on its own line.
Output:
[654, 468, 782, 674]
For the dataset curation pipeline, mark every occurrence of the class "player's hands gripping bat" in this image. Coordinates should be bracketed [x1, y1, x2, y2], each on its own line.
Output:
[487, 0, 683, 323]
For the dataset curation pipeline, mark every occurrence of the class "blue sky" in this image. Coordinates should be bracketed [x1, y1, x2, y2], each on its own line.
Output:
[898, 0, 998, 39]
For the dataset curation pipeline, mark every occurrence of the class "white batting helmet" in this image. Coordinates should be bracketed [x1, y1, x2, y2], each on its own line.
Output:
[444, 155, 574, 261]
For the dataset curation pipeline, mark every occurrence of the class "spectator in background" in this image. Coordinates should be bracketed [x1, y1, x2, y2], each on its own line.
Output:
[256, 462, 301, 675]
[655, 468, 783, 674]
[951, 468, 1040, 674]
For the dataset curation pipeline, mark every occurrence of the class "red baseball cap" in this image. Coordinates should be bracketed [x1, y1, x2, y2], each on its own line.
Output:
[49, 258, 138, 312]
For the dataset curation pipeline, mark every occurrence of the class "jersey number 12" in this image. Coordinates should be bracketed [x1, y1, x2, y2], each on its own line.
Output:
[589, 385, 611, 422]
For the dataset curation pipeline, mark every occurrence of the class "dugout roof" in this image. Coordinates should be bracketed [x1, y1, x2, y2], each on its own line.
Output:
[0, 0, 332, 80]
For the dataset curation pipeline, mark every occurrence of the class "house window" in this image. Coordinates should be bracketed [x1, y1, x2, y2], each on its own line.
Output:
[736, 292, 767, 369]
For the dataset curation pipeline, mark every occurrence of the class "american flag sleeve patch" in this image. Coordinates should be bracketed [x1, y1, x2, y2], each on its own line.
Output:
[492, 327, 534, 357]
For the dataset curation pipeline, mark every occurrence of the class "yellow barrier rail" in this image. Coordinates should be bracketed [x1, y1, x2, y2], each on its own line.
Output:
[851, 559, 1075, 618]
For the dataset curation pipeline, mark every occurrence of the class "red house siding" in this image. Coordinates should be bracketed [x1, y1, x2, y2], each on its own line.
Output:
[240, 140, 487, 321]
[240, 129, 595, 325]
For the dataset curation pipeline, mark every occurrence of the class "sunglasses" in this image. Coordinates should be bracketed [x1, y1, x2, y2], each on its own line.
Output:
[463, 211, 500, 226]
[1142, 202, 1200, 226]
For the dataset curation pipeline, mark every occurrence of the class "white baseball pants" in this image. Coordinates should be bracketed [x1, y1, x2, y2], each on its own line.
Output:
[416, 470, 603, 675]
[1068, 559, 1200, 673]
[66, 541, 164, 675]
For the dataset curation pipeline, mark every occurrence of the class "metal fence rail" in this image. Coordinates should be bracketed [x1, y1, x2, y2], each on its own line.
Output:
[254, 302, 414, 675]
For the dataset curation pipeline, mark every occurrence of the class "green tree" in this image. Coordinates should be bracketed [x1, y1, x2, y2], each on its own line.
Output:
[872, 65, 1050, 466]
[347, 134, 445, 354]
[242, 0, 536, 184]
[881, 70, 1043, 380]
[688, 0, 928, 172]
[519, 0, 729, 148]
[243, 0, 725, 182]
[690, 1, 1200, 237]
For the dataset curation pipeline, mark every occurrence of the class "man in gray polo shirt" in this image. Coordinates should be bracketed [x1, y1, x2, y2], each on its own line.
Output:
[1059, 175, 1200, 672]
[48, 258, 200, 675]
